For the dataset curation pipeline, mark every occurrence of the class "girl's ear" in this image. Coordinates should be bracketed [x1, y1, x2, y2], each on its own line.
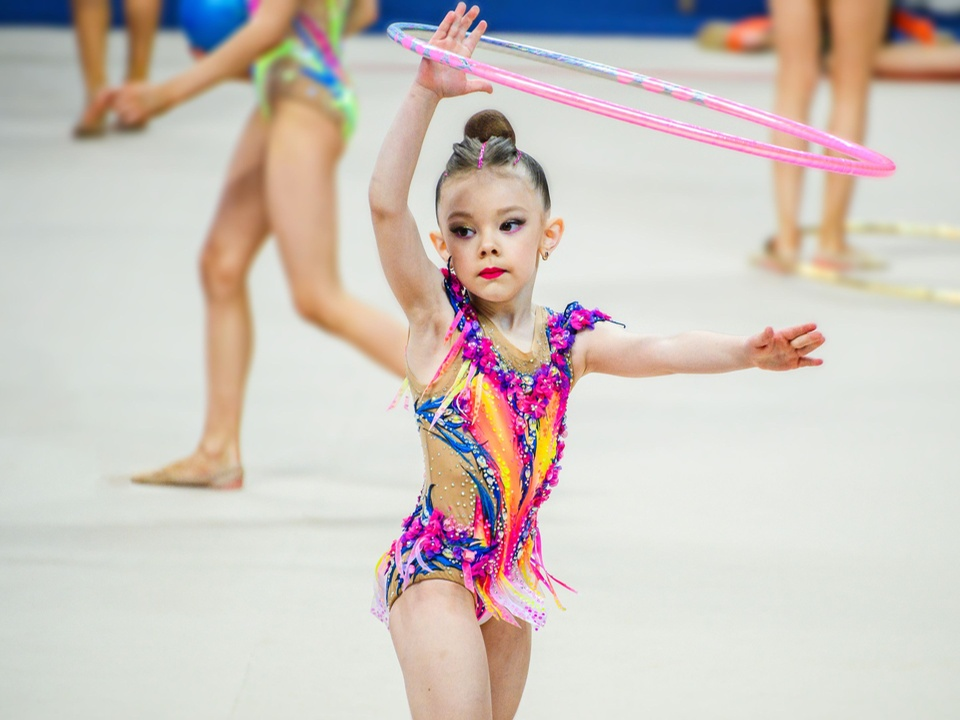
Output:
[540, 217, 564, 256]
[429, 230, 450, 262]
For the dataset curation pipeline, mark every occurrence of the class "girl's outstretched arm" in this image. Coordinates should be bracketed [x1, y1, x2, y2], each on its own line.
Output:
[344, 0, 379, 36]
[111, 0, 299, 124]
[369, 3, 492, 327]
[572, 322, 825, 379]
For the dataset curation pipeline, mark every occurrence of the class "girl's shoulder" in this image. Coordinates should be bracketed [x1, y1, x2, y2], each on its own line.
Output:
[544, 302, 617, 351]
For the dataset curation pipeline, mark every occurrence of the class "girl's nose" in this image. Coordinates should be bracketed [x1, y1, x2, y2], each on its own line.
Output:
[479, 233, 500, 257]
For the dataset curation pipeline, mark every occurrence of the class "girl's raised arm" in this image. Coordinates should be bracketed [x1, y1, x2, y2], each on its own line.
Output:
[572, 321, 825, 380]
[369, 3, 491, 327]
[112, 0, 299, 124]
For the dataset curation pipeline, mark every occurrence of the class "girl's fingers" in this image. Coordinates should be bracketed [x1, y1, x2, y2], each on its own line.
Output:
[436, 10, 456, 40]
[455, 11, 470, 42]
[464, 78, 493, 94]
[790, 331, 824, 350]
[780, 322, 818, 342]
[459, 6, 480, 41]
[797, 356, 823, 368]
[751, 327, 773, 348]
[118, 103, 138, 123]
[100, 88, 118, 108]
[453, 3, 468, 29]
[464, 19, 487, 53]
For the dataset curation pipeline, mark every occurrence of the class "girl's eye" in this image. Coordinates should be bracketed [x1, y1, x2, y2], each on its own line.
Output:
[501, 219, 525, 233]
[450, 226, 474, 238]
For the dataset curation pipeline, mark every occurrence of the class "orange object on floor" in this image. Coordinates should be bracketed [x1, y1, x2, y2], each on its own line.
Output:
[726, 16, 773, 52]
[892, 9, 938, 45]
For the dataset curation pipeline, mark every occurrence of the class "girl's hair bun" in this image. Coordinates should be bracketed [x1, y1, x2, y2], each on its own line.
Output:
[436, 108, 550, 213]
[464, 109, 516, 145]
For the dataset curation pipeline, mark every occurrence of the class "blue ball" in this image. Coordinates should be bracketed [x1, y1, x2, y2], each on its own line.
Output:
[180, 0, 249, 53]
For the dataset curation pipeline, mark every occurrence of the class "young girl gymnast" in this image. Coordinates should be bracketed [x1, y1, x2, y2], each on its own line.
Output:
[369, 5, 826, 718]
[110, 0, 407, 488]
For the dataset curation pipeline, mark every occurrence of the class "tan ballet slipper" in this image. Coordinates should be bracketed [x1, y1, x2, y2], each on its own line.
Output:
[751, 237, 799, 274]
[132, 455, 244, 490]
[812, 247, 887, 272]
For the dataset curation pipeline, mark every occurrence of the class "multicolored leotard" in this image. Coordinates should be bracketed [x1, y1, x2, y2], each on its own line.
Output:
[250, 0, 358, 138]
[372, 269, 613, 630]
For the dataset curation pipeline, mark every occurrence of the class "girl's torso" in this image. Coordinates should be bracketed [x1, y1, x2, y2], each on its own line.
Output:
[251, 0, 358, 137]
[374, 271, 613, 629]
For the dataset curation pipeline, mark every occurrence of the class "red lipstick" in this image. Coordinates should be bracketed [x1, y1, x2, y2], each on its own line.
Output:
[479, 268, 505, 279]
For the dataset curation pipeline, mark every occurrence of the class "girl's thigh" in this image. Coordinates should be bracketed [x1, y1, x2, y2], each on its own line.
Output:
[769, 0, 822, 69]
[205, 108, 271, 263]
[481, 618, 532, 720]
[263, 99, 346, 289]
[828, 0, 888, 76]
[389, 580, 493, 720]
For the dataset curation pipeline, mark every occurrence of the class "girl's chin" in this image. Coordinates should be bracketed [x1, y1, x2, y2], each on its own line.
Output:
[464, 286, 521, 306]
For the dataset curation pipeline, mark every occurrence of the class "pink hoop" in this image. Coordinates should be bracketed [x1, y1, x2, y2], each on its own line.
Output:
[388, 23, 896, 178]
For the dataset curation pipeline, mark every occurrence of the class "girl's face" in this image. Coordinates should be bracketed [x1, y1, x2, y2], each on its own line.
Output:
[432, 168, 562, 306]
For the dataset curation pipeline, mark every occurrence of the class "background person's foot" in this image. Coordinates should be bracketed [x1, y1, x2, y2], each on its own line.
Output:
[132, 452, 244, 490]
[812, 247, 887, 272]
[751, 237, 799, 274]
[72, 88, 112, 139]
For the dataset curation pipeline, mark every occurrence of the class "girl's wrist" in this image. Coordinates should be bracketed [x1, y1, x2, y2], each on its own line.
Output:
[155, 79, 179, 115]
[742, 337, 757, 369]
[410, 79, 442, 104]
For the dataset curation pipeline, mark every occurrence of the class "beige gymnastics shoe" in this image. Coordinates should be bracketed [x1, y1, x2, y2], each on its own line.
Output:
[132, 454, 243, 490]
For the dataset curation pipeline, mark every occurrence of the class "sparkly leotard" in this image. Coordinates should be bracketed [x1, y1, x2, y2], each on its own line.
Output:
[250, 0, 358, 138]
[372, 269, 613, 630]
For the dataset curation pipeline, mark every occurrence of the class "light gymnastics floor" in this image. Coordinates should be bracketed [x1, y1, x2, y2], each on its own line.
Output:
[1, 27, 958, 720]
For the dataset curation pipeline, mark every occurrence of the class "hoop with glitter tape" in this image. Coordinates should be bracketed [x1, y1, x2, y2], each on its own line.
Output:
[388, 23, 896, 178]
[794, 263, 960, 306]
[792, 221, 960, 306]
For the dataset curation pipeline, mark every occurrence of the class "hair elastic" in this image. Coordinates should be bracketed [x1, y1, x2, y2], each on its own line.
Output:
[477, 141, 487, 169]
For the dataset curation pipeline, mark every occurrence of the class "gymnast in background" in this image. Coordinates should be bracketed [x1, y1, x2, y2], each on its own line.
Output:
[698, 3, 960, 81]
[706, 1, 953, 273]
[112, 0, 407, 489]
[754, 0, 897, 272]
[70, 0, 163, 137]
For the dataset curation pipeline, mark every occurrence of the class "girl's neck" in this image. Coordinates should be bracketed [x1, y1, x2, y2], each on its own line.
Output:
[469, 286, 537, 336]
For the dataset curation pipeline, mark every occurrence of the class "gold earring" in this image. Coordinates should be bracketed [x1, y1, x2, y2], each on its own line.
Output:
[541, 251, 550, 261]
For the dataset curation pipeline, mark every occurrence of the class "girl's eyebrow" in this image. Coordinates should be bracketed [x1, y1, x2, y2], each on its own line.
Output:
[447, 206, 526, 223]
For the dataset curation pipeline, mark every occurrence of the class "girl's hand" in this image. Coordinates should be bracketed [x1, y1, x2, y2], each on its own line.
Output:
[748, 323, 825, 370]
[111, 82, 173, 125]
[414, 3, 493, 99]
